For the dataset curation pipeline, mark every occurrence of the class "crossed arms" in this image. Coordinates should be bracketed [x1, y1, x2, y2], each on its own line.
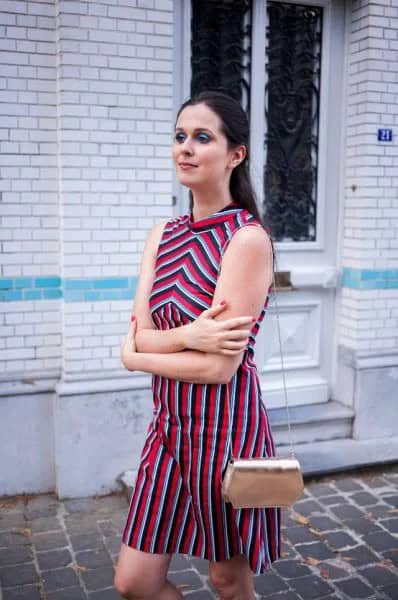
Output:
[120, 221, 273, 384]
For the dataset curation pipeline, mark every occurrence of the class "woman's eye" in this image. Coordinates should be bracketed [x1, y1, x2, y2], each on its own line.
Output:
[174, 133, 185, 143]
[196, 132, 211, 143]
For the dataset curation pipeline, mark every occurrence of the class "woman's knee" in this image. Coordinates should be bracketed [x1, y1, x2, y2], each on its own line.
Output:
[114, 571, 164, 599]
[114, 544, 171, 599]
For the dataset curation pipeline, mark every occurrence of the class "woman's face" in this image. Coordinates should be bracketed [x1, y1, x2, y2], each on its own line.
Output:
[172, 103, 242, 191]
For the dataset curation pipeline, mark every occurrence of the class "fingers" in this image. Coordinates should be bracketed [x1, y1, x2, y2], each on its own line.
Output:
[205, 301, 228, 317]
[222, 329, 251, 341]
[222, 316, 254, 329]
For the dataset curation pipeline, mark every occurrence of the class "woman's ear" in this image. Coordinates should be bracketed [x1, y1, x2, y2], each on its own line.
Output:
[230, 144, 247, 169]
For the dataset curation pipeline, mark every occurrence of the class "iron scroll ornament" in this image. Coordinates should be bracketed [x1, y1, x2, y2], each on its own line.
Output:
[190, 0, 252, 117]
[264, 2, 322, 242]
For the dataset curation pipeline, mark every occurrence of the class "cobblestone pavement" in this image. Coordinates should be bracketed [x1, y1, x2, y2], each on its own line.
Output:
[0, 464, 397, 600]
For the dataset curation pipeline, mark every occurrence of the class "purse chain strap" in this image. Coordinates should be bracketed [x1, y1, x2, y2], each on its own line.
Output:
[225, 246, 296, 459]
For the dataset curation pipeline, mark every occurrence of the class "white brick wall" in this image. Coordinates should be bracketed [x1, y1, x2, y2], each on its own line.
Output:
[338, 0, 398, 352]
[0, 0, 174, 379]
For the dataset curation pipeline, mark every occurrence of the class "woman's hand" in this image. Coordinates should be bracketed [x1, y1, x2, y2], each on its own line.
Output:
[120, 316, 137, 369]
[182, 301, 254, 355]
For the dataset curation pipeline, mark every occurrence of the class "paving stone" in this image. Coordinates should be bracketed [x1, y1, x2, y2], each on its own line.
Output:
[381, 582, 398, 599]
[0, 514, 27, 531]
[315, 560, 351, 579]
[75, 548, 112, 569]
[69, 532, 104, 551]
[0, 531, 31, 547]
[36, 548, 72, 570]
[26, 517, 61, 534]
[363, 504, 396, 520]
[333, 478, 364, 492]
[379, 518, 398, 533]
[190, 556, 209, 575]
[323, 530, 358, 549]
[91, 494, 127, 514]
[23, 495, 59, 520]
[362, 530, 398, 552]
[358, 564, 398, 588]
[2, 586, 41, 599]
[31, 531, 68, 552]
[170, 553, 192, 571]
[284, 525, 320, 545]
[305, 483, 337, 497]
[257, 592, 301, 600]
[47, 587, 86, 600]
[103, 535, 122, 555]
[338, 545, 380, 567]
[343, 517, 383, 536]
[361, 475, 389, 489]
[81, 566, 115, 591]
[382, 549, 398, 567]
[63, 497, 98, 514]
[289, 574, 334, 599]
[273, 558, 312, 579]
[0, 546, 33, 566]
[308, 515, 341, 531]
[279, 541, 297, 560]
[292, 499, 324, 516]
[183, 592, 214, 600]
[169, 568, 203, 591]
[315, 494, 345, 506]
[295, 541, 335, 561]
[97, 519, 119, 537]
[64, 515, 99, 535]
[88, 590, 120, 600]
[334, 577, 375, 598]
[253, 571, 289, 595]
[41, 567, 80, 592]
[329, 503, 365, 521]
[350, 491, 380, 506]
[0, 563, 39, 587]
[382, 494, 398, 508]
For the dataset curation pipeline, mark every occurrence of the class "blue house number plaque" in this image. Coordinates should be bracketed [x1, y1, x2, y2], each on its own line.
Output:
[378, 129, 393, 142]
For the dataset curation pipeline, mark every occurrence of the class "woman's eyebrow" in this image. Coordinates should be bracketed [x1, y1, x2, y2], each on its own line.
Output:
[175, 127, 214, 134]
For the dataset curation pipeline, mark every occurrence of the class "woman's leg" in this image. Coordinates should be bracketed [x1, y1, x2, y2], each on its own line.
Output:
[114, 543, 184, 599]
[209, 554, 255, 600]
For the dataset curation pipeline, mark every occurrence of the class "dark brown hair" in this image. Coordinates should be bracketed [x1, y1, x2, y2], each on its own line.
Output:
[175, 90, 276, 270]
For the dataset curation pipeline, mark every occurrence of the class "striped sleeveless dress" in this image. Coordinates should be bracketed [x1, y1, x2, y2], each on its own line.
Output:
[122, 202, 282, 574]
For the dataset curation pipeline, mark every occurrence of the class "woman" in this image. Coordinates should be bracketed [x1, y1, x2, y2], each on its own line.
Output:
[115, 91, 281, 599]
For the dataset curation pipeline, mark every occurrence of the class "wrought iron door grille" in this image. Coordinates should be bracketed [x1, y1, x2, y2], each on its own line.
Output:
[265, 1, 322, 242]
[190, 0, 252, 116]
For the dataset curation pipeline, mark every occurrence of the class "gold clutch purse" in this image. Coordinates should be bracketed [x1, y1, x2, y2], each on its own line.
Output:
[221, 262, 305, 509]
[222, 455, 304, 509]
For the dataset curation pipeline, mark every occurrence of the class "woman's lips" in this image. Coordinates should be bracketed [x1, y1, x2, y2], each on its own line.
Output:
[179, 163, 197, 170]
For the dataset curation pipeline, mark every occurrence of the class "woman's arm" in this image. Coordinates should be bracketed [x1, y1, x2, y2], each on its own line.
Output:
[122, 225, 273, 383]
[132, 220, 189, 354]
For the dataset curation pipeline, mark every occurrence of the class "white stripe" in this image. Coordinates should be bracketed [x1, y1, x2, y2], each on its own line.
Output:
[149, 457, 174, 552]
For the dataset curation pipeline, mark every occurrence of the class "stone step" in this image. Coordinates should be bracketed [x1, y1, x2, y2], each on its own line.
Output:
[270, 400, 354, 446]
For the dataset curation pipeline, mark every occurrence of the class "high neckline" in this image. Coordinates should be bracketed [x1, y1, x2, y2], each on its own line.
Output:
[188, 201, 240, 231]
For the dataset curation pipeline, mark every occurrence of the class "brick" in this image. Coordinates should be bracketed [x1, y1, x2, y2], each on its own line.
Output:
[289, 574, 334, 599]
[2, 586, 41, 600]
[36, 549, 73, 570]
[0, 546, 33, 566]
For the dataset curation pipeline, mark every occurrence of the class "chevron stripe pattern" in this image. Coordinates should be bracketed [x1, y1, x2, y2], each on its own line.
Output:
[122, 203, 281, 574]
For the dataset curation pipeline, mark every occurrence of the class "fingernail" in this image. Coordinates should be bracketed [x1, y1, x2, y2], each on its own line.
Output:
[220, 300, 227, 305]
[131, 315, 136, 322]
[252, 317, 256, 322]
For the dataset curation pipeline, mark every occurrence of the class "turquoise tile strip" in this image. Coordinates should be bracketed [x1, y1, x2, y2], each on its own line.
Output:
[342, 268, 398, 289]
[0, 276, 138, 302]
[1, 269, 397, 301]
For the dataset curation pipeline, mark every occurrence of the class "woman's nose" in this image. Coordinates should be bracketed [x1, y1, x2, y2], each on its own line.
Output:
[180, 137, 193, 154]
